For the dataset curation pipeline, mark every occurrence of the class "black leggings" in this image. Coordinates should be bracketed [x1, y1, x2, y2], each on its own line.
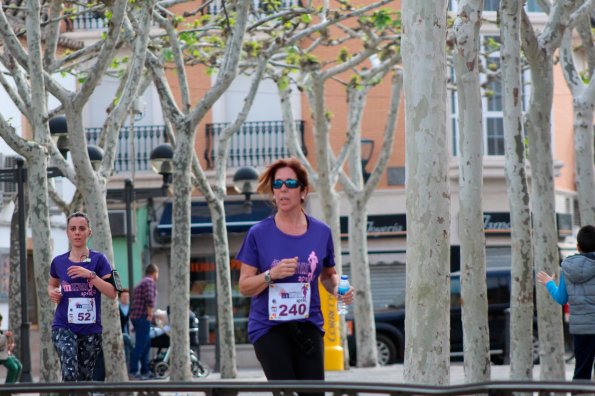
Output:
[52, 328, 102, 382]
[254, 322, 324, 396]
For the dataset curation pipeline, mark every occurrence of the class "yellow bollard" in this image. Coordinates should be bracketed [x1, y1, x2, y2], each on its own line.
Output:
[320, 280, 344, 370]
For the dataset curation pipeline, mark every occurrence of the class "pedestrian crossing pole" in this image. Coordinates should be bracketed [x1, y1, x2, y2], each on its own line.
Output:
[320, 281, 344, 370]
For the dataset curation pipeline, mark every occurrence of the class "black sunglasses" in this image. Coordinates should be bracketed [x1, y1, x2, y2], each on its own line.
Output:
[272, 179, 301, 189]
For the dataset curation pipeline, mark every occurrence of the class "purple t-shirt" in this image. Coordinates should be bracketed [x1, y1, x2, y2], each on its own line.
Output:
[236, 215, 335, 344]
[50, 249, 113, 335]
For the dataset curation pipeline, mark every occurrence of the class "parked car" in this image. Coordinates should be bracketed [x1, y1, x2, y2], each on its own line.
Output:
[346, 267, 540, 366]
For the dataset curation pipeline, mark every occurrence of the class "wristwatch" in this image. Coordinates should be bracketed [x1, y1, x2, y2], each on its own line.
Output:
[264, 270, 272, 285]
[88, 271, 96, 280]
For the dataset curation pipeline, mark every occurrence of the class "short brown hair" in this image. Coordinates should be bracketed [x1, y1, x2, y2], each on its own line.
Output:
[257, 158, 309, 196]
[145, 263, 159, 275]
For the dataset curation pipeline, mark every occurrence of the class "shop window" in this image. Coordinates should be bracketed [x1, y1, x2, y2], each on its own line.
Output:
[189, 257, 251, 344]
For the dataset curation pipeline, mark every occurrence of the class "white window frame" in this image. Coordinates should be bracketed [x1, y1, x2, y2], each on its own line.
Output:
[450, 35, 521, 157]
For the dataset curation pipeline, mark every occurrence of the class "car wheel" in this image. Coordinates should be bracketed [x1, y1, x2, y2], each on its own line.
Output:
[376, 333, 397, 366]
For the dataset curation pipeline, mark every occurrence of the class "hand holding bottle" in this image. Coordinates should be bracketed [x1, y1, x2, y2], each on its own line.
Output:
[337, 275, 354, 315]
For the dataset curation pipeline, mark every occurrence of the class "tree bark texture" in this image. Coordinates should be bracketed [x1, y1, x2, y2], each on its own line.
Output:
[26, 148, 61, 382]
[559, 21, 595, 226]
[9, 199, 22, 359]
[572, 99, 595, 225]
[452, 0, 491, 383]
[525, 62, 566, 380]
[208, 199, 237, 378]
[402, 0, 451, 385]
[500, 0, 535, 380]
[169, 124, 194, 381]
[348, 198, 378, 368]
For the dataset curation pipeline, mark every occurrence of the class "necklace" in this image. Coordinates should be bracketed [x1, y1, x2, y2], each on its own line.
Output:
[69, 249, 90, 263]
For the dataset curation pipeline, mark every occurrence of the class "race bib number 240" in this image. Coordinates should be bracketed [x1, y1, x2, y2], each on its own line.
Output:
[268, 282, 311, 321]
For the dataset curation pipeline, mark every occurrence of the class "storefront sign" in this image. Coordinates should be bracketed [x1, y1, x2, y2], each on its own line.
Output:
[340, 214, 407, 238]
[340, 212, 573, 238]
[484, 212, 573, 238]
[483, 212, 512, 234]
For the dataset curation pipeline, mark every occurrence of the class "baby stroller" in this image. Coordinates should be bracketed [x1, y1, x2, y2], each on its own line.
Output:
[149, 309, 210, 378]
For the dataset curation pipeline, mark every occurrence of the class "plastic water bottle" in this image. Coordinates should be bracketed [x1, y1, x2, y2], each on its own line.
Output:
[337, 275, 350, 315]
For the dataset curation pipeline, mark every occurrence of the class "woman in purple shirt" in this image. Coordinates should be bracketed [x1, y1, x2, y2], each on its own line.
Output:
[237, 158, 353, 395]
[47, 212, 117, 382]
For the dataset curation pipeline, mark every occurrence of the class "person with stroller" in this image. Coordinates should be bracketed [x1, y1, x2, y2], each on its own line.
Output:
[47, 212, 118, 382]
[537, 224, 595, 380]
[237, 158, 353, 396]
[150, 309, 171, 340]
[147, 307, 208, 378]
[129, 263, 159, 379]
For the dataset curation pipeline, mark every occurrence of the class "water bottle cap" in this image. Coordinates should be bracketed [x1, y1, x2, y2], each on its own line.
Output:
[340, 275, 348, 280]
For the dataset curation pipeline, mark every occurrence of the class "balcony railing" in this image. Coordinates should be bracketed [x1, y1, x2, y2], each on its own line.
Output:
[69, 10, 107, 31]
[204, 120, 306, 169]
[86, 125, 167, 173]
[68, 1, 302, 31]
[206, 0, 303, 14]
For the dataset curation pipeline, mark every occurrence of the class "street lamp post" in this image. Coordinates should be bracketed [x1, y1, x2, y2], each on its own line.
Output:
[124, 179, 134, 293]
[15, 158, 29, 383]
[0, 158, 64, 382]
[232, 166, 259, 213]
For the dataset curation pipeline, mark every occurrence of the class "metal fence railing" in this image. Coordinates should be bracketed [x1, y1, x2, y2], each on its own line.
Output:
[204, 120, 306, 169]
[0, 380, 593, 396]
[86, 125, 167, 174]
[70, 10, 107, 30]
[206, 0, 303, 15]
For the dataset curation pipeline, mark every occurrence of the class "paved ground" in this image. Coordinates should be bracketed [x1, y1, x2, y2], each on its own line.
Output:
[206, 362, 576, 383]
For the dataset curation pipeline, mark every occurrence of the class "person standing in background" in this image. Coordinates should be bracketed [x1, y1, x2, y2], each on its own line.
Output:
[129, 264, 159, 379]
[119, 289, 133, 365]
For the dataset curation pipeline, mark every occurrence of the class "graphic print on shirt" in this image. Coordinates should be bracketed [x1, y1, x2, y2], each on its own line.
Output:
[307, 251, 318, 282]
[62, 279, 98, 324]
[60, 279, 95, 297]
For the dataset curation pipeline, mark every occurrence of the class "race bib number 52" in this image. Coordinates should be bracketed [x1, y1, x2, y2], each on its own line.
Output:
[68, 298, 97, 324]
[268, 282, 311, 321]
